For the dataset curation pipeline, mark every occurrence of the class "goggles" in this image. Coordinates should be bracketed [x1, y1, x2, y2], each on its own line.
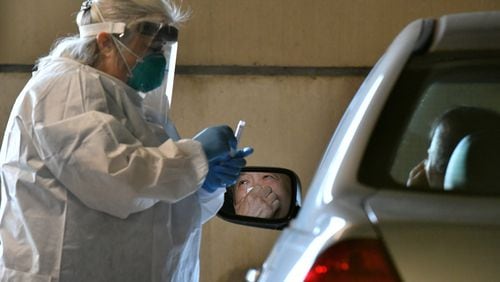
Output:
[80, 19, 178, 48]
[116, 20, 178, 54]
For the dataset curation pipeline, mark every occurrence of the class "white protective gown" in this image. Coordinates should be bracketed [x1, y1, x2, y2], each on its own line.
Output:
[0, 57, 224, 281]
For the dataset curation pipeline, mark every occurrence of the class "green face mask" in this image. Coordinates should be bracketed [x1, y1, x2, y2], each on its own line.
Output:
[127, 53, 167, 92]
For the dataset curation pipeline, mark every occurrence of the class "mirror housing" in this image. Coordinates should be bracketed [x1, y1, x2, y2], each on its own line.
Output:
[217, 166, 302, 230]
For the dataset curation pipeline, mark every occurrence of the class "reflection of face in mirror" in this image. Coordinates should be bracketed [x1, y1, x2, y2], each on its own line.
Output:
[233, 172, 292, 219]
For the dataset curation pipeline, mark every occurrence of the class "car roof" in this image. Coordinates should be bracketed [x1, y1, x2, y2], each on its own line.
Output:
[431, 11, 500, 52]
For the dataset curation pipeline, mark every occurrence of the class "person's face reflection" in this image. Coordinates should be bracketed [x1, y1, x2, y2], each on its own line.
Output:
[235, 172, 291, 218]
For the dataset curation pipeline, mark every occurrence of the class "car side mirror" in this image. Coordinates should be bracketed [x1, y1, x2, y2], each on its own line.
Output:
[217, 166, 302, 230]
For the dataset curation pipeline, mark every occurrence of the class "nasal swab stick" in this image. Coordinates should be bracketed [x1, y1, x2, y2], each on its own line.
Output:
[234, 120, 250, 191]
[235, 120, 246, 144]
[230, 120, 246, 158]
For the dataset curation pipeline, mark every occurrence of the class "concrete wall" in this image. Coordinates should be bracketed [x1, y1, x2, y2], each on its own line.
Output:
[1, 1, 500, 281]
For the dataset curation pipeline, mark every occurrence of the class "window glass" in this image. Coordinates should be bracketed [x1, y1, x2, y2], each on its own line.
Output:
[360, 52, 500, 194]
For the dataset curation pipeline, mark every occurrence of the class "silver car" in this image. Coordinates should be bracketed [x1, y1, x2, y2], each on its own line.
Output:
[219, 11, 500, 282]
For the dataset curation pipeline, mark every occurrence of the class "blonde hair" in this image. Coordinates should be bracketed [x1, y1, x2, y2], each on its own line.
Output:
[36, 0, 188, 70]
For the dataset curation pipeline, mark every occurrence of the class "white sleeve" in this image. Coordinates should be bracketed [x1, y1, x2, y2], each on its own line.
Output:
[198, 188, 225, 224]
[33, 110, 208, 219]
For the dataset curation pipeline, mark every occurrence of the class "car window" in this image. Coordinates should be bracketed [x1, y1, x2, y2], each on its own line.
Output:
[359, 51, 500, 194]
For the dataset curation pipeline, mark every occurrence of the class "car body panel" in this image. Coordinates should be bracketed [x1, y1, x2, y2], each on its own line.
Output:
[431, 11, 500, 52]
[260, 197, 379, 282]
[366, 190, 500, 282]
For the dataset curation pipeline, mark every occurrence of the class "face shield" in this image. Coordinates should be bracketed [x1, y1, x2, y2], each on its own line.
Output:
[108, 19, 177, 94]
[79, 4, 180, 139]
[116, 21, 180, 140]
[129, 22, 178, 100]
[137, 25, 181, 140]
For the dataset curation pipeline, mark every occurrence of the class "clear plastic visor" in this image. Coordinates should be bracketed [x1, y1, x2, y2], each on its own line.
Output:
[134, 23, 179, 139]
[140, 40, 180, 140]
[117, 20, 178, 58]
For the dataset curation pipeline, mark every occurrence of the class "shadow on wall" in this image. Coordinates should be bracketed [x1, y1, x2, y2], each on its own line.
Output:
[0, 73, 31, 144]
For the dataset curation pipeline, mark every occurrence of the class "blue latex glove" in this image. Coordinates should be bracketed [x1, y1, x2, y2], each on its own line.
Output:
[193, 125, 236, 162]
[202, 147, 254, 192]
[230, 147, 254, 159]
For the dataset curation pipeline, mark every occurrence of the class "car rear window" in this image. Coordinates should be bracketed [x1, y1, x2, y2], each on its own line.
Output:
[359, 51, 500, 194]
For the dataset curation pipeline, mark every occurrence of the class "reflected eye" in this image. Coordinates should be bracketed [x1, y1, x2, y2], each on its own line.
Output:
[263, 174, 279, 181]
[237, 179, 250, 187]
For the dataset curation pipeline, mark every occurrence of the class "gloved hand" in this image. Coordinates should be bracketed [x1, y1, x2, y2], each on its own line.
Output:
[234, 185, 280, 218]
[202, 147, 254, 192]
[193, 125, 236, 162]
[230, 146, 254, 159]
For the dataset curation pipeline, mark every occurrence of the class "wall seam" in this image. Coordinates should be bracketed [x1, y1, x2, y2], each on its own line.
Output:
[0, 64, 370, 77]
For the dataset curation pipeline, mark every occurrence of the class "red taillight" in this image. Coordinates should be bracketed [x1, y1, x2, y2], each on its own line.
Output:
[304, 239, 401, 282]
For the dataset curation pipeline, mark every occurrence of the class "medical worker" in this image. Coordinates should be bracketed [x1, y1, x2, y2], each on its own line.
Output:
[0, 0, 252, 281]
